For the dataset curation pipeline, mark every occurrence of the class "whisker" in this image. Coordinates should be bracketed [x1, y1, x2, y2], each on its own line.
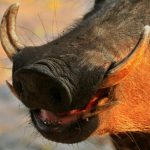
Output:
[110, 135, 121, 150]
[51, 1, 55, 40]
[125, 132, 134, 142]
[113, 133, 122, 140]
[53, 0, 59, 35]
[129, 132, 141, 150]
[18, 29, 39, 50]
[37, 13, 49, 43]
[22, 33, 39, 51]
[18, 25, 44, 43]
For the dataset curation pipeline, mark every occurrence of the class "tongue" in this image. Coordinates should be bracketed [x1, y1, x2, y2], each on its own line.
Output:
[39, 109, 81, 125]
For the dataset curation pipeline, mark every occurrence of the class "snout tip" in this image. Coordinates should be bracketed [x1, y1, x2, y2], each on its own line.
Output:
[13, 64, 73, 112]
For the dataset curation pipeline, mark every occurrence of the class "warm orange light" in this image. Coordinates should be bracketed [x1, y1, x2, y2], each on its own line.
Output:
[48, 0, 62, 11]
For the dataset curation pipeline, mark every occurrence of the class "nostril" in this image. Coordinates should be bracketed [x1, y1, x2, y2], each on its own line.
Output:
[49, 82, 72, 112]
[50, 88, 62, 104]
[14, 66, 73, 112]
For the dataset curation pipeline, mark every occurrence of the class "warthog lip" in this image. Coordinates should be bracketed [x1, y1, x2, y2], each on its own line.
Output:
[30, 91, 102, 143]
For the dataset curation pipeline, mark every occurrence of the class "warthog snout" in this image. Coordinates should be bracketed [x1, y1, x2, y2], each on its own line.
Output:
[1, 1, 150, 145]
[13, 62, 73, 113]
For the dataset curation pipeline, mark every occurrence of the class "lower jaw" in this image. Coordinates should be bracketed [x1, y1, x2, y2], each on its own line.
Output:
[30, 110, 99, 144]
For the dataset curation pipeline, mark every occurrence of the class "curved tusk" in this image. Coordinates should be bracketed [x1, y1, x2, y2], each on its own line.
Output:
[0, 3, 24, 61]
[6, 80, 19, 99]
[100, 25, 150, 88]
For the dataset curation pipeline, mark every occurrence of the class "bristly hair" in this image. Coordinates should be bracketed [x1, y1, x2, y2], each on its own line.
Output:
[95, 0, 103, 4]
[83, 0, 106, 20]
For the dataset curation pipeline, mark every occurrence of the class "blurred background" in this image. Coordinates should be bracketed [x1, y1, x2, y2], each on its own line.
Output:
[0, 0, 115, 149]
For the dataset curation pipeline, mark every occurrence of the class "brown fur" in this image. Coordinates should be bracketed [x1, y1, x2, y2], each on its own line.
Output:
[97, 46, 150, 135]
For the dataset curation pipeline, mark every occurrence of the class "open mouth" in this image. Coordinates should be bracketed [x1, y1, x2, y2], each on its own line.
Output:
[30, 89, 113, 143]
[31, 108, 99, 143]
[30, 97, 99, 143]
[31, 109, 85, 132]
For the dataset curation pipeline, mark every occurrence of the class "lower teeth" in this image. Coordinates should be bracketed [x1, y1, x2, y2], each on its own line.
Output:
[43, 121, 48, 125]
[43, 120, 61, 125]
[43, 120, 50, 125]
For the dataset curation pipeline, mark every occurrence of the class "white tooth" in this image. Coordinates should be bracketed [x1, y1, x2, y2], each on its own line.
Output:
[44, 121, 47, 125]
[43, 121, 48, 125]
[86, 118, 89, 122]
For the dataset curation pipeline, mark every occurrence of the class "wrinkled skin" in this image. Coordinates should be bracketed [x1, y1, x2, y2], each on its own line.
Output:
[0, 0, 150, 147]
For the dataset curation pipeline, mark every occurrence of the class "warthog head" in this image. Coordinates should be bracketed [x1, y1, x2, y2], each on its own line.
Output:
[0, 0, 150, 144]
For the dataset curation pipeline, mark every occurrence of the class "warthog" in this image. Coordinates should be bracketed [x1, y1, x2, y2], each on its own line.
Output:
[0, 0, 150, 149]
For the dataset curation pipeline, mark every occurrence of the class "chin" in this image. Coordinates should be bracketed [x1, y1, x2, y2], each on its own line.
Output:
[30, 109, 99, 144]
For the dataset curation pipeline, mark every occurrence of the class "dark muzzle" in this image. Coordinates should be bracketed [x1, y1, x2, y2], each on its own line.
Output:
[13, 63, 73, 113]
